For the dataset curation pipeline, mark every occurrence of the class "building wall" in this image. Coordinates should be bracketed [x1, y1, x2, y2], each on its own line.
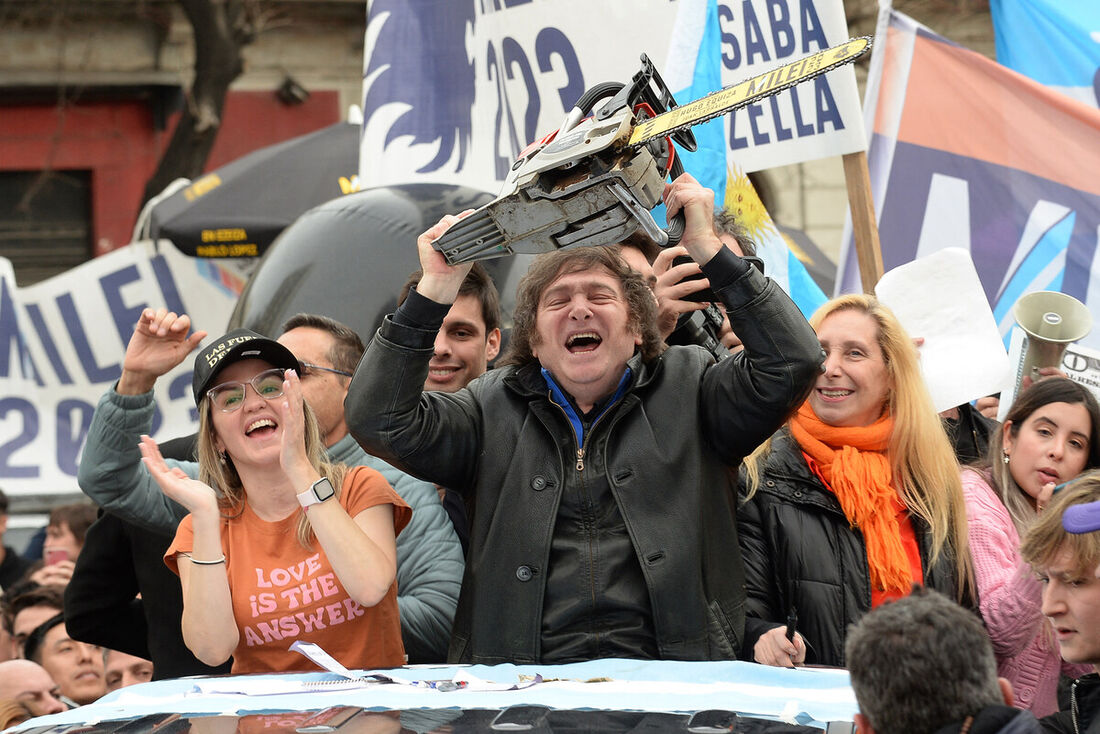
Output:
[0, 1, 365, 282]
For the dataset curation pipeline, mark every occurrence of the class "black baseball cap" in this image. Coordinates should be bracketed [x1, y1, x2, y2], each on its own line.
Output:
[1063, 500, 1100, 534]
[192, 328, 301, 405]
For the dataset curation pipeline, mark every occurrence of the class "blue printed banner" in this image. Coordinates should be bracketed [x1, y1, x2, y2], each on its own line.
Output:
[0, 245, 238, 496]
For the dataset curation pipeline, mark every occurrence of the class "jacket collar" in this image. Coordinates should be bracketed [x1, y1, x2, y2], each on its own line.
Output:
[504, 350, 653, 397]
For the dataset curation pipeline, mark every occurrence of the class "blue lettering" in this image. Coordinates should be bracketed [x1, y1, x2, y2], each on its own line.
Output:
[535, 28, 584, 111]
[56, 399, 94, 476]
[0, 398, 38, 478]
[0, 278, 39, 383]
[800, 0, 828, 53]
[766, 0, 795, 58]
[790, 87, 815, 136]
[503, 36, 539, 144]
[742, 1, 770, 64]
[748, 103, 770, 145]
[768, 95, 793, 141]
[728, 110, 749, 150]
[150, 255, 187, 318]
[57, 294, 120, 383]
[814, 77, 844, 133]
[487, 41, 515, 180]
[169, 371, 198, 424]
[23, 305, 59, 386]
[101, 265, 146, 351]
[719, 3, 741, 70]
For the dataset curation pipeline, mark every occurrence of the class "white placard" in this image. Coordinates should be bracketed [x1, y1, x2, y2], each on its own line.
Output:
[874, 248, 1012, 413]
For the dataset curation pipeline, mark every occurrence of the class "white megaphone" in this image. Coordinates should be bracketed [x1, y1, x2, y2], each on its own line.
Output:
[1013, 291, 1093, 381]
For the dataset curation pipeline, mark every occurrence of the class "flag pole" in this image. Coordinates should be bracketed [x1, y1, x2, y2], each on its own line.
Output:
[842, 150, 884, 293]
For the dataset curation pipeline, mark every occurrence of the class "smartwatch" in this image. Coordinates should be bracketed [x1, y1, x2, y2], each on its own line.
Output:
[297, 477, 335, 508]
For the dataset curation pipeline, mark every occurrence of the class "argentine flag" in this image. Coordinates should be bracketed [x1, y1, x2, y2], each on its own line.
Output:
[661, 0, 828, 318]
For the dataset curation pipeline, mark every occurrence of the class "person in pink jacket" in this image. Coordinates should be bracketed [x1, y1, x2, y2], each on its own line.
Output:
[962, 377, 1100, 715]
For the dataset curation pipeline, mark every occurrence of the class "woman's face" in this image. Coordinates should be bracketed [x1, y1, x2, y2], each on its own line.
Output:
[810, 310, 892, 428]
[208, 358, 286, 467]
[1004, 401, 1091, 503]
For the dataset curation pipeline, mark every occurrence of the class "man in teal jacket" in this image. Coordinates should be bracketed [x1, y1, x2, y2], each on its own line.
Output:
[77, 311, 463, 663]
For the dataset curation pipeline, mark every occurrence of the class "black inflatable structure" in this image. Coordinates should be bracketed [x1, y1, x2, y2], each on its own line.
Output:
[230, 184, 529, 341]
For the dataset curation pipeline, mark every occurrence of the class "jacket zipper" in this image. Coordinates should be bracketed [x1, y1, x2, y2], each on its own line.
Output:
[549, 393, 613, 473]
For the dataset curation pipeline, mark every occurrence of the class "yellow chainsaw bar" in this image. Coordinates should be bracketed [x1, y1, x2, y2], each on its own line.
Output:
[628, 36, 871, 148]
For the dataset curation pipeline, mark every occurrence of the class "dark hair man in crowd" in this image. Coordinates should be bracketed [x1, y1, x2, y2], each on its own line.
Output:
[5, 584, 63, 659]
[618, 209, 755, 354]
[23, 613, 105, 707]
[76, 310, 463, 663]
[846, 588, 1038, 734]
[399, 262, 502, 394]
[1020, 476, 1100, 734]
[346, 173, 822, 664]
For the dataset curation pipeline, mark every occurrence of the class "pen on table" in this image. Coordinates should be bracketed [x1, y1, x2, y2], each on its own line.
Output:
[785, 606, 798, 642]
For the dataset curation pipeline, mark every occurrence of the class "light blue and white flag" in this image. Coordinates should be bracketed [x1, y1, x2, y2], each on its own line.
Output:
[662, 0, 863, 316]
[991, 0, 1100, 108]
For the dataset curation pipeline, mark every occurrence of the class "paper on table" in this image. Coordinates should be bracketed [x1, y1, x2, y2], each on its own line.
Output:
[874, 248, 1011, 413]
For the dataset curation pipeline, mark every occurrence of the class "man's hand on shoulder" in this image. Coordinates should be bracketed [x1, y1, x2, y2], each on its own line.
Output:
[117, 308, 206, 395]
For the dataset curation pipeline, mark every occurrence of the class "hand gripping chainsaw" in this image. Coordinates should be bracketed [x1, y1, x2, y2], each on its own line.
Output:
[433, 37, 870, 265]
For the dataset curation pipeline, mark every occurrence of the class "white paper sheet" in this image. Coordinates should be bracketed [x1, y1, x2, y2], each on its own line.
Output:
[874, 248, 1011, 413]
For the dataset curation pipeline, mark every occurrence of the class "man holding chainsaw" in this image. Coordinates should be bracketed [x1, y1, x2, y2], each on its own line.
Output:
[346, 173, 823, 664]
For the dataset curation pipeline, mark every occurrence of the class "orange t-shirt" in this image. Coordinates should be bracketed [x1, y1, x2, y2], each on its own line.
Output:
[165, 466, 412, 674]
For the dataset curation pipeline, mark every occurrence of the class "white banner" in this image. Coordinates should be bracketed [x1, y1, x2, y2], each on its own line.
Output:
[360, 0, 863, 191]
[0, 242, 239, 497]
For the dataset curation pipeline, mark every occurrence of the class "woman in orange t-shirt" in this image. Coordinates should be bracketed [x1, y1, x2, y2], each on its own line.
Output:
[144, 328, 410, 673]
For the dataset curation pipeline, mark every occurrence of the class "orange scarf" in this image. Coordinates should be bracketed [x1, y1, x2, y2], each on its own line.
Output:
[788, 401, 911, 595]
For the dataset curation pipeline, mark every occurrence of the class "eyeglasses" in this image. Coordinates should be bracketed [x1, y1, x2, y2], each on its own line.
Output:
[300, 362, 352, 378]
[207, 368, 287, 412]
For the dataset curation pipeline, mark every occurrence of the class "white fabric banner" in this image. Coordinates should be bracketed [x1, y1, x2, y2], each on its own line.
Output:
[0, 242, 239, 497]
[359, 0, 865, 192]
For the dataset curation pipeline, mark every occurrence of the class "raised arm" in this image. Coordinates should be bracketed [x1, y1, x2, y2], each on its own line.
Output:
[280, 371, 403, 607]
[345, 215, 486, 490]
[78, 308, 206, 531]
[664, 174, 821, 463]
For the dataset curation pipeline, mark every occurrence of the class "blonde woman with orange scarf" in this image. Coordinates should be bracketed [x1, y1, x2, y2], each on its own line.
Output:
[738, 294, 975, 667]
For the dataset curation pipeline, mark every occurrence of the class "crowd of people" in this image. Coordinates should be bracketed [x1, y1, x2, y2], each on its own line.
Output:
[0, 173, 1097, 734]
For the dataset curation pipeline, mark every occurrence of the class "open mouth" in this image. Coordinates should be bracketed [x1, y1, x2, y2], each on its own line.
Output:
[428, 365, 460, 378]
[817, 388, 853, 399]
[566, 332, 602, 353]
[246, 418, 277, 437]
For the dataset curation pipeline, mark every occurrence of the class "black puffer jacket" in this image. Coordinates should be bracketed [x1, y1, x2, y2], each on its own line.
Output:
[348, 255, 823, 664]
[737, 430, 973, 666]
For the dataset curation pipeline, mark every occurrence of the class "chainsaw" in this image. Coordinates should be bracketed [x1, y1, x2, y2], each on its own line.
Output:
[433, 37, 871, 265]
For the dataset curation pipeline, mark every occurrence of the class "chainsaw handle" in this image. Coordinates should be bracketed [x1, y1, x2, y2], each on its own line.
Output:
[661, 150, 687, 247]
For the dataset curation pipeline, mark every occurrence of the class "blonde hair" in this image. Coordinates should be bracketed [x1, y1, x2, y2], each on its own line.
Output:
[197, 394, 347, 549]
[743, 294, 974, 599]
[0, 699, 32, 730]
[1020, 470, 1100, 577]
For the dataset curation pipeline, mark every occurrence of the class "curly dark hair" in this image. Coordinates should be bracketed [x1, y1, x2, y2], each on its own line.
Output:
[500, 246, 663, 367]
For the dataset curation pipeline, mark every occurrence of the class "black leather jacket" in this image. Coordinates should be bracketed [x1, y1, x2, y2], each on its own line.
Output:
[347, 255, 822, 664]
[737, 430, 973, 666]
[1042, 674, 1100, 734]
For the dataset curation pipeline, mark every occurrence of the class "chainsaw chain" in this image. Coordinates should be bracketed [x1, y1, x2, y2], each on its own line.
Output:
[630, 36, 871, 149]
